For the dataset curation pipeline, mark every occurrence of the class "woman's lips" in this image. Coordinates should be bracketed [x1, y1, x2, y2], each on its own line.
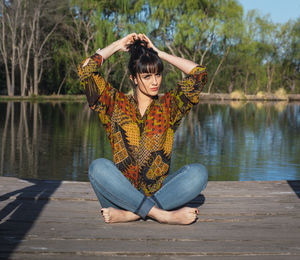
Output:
[150, 87, 159, 92]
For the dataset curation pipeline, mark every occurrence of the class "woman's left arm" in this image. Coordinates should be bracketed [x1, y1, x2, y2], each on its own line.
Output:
[141, 34, 198, 74]
[158, 51, 198, 74]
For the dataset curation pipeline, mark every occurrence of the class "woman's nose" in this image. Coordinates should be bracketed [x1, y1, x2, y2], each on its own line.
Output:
[152, 75, 158, 85]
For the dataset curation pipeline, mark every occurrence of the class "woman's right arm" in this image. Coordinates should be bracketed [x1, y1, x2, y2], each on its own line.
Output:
[98, 33, 138, 60]
[77, 33, 138, 107]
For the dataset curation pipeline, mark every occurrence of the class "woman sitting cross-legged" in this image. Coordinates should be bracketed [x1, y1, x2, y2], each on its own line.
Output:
[78, 33, 208, 225]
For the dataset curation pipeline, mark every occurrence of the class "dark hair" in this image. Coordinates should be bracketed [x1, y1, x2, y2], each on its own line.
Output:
[127, 39, 163, 80]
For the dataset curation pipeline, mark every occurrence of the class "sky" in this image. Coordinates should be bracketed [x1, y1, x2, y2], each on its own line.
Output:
[239, 0, 300, 24]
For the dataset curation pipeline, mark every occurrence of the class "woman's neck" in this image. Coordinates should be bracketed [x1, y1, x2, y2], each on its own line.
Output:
[134, 89, 153, 116]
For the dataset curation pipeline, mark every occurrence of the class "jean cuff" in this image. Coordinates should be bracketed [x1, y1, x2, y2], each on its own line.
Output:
[150, 195, 163, 209]
[134, 196, 155, 220]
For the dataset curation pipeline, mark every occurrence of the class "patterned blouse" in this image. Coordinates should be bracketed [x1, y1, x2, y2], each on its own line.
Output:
[78, 53, 207, 196]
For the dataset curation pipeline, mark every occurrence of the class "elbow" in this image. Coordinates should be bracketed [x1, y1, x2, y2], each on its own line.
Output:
[194, 66, 208, 88]
[200, 69, 208, 86]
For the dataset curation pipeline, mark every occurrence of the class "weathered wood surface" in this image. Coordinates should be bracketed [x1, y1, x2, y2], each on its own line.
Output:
[0, 177, 299, 260]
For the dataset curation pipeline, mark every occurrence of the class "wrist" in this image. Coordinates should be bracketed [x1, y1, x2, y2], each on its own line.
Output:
[95, 48, 101, 55]
[112, 40, 122, 52]
[97, 40, 121, 60]
[157, 50, 166, 59]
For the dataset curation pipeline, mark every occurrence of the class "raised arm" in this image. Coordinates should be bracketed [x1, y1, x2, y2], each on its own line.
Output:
[140, 34, 198, 74]
[78, 33, 142, 106]
[83, 33, 138, 67]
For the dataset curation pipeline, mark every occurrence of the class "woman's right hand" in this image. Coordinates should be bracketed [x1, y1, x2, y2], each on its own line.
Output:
[97, 33, 139, 60]
[118, 33, 139, 52]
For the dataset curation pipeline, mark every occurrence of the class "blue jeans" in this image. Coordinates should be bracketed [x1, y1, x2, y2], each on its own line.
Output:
[88, 158, 208, 219]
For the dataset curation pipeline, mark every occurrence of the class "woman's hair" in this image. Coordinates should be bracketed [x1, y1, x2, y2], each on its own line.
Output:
[127, 39, 163, 82]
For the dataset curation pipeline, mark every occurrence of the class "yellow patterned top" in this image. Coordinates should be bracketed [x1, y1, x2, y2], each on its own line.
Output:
[78, 53, 207, 196]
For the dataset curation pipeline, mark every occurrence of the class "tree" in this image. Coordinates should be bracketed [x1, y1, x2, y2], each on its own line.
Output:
[0, 0, 20, 96]
[31, 0, 66, 95]
[278, 19, 300, 93]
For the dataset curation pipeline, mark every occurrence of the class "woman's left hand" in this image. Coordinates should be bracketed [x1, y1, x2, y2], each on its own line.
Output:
[138, 34, 160, 54]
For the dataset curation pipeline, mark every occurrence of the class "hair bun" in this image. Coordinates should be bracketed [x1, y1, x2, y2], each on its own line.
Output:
[127, 39, 148, 55]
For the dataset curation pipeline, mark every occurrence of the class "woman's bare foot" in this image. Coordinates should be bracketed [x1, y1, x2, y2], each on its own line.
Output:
[148, 206, 198, 225]
[101, 207, 141, 223]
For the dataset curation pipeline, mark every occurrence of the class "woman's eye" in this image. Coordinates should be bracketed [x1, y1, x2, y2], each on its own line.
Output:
[143, 75, 150, 79]
[156, 73, 161, 77]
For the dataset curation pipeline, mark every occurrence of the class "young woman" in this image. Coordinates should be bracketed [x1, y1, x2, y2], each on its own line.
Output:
[78, 33, 208, 225]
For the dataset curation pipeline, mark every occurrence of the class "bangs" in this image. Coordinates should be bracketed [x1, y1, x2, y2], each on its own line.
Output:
[137, 54, 164, 74]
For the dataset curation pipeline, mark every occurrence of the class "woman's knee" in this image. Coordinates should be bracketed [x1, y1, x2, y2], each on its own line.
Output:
[188, 163, 208, 190]
[88, 158, 114, 181]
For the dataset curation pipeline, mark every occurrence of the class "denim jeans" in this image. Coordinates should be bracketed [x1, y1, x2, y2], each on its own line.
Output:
[88, 158, 208, 219]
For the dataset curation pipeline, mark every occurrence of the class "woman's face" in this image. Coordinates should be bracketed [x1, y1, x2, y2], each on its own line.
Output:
[135, 72, 162, 97]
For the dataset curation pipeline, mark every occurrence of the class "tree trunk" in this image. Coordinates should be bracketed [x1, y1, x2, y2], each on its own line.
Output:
[228, 81, 234, 93]
[56, 74, 67, 95]
[200, 38, 214, 66]
[266, 63, 275, 94]
[0, 0, 18, 96]
[208, 46, 231, 93]
[243, 70, 249, 94]
[119, 68, 128, 92]
[33, 54, 39, 95]
[3, 59, 12, 96]
[33, 4, 40, 96]
[20, 10, 36, 96]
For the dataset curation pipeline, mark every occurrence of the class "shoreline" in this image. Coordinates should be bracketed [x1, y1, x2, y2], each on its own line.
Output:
[0, 94, 87, 102]
[198, 93, 300, 101]
[1, 93, 300, 101]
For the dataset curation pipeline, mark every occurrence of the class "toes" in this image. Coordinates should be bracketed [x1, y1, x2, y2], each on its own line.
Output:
[190, 208, 199, 215]
[104, 218, 111, 223]
[103, 213, 111, 223]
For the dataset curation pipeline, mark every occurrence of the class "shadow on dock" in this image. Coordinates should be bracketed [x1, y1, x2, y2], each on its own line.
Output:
[287, 180, 300, 199]
[0, 179, 61, 260]
[185, 194, 205, 208]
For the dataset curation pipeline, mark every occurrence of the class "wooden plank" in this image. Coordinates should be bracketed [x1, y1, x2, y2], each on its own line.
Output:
[3, 254, 300, 260]
[1, 177, 300, 259]
[0, 253, 299, 260]
[2, 239, 300, 255]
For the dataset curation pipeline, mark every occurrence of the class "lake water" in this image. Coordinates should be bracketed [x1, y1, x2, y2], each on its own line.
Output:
[1, 101, 299, 182]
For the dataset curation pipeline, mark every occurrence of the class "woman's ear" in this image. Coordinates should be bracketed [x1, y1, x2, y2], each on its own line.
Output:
[130, 75, 138, 86]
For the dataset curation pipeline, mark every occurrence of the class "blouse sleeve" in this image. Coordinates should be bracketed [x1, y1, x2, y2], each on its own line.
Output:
[77, 53, 117, 119]
[169, 65, 208, 129]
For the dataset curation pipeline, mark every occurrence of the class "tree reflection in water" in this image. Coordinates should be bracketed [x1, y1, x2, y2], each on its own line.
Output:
[171, 101, 300, 181]
[0, 101, 299, 182]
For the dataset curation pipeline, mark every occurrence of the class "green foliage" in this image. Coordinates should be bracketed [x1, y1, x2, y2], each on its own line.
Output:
[0, 0, 299, 95]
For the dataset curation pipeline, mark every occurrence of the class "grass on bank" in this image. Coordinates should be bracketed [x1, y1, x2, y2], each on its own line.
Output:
[0, 94, 87, 102]
[230, 90, 246, 100]
[274, 88, 288, 100]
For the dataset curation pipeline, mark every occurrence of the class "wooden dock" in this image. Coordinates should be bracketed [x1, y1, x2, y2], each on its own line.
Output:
[0, 177, 300, 259]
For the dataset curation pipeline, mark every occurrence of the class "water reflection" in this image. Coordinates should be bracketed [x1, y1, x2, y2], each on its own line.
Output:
[0, 101, 112, 181]
[1, 101, 299, 181]
[171, 101, 300, 181]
